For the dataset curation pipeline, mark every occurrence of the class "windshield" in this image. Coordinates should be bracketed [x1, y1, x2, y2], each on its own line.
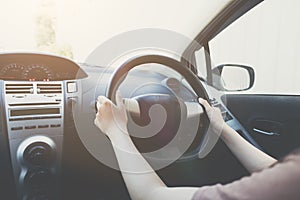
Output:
[1, 0, 231, 63]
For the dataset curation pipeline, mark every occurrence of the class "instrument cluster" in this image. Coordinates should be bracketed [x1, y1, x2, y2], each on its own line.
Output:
[0, 63, 58, 81]
[0, 53, 88, 81]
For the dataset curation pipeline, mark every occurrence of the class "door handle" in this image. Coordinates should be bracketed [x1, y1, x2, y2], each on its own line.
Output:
[253, 128, 280, 136]
[251, 119, 283, 137]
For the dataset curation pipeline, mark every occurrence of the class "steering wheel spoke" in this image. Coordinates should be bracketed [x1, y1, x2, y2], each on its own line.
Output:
[185, 101, 204, 119]
[124, 98, 204, 120]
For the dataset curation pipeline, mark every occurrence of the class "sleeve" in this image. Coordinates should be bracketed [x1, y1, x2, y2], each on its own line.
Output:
[192, 154, 300, 200]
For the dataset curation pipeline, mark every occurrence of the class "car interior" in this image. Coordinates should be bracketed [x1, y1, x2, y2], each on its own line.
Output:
[1, 0, 300, 199]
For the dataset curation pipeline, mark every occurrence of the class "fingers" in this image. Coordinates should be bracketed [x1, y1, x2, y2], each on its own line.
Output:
[97, 96, 108, 104]
[97, 92, 124, 110]
[96, 96, 111, 111]
[198, 97, 211, 112]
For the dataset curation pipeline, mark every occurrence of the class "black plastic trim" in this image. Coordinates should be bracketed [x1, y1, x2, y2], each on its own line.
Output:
[181, 0, 263, 75]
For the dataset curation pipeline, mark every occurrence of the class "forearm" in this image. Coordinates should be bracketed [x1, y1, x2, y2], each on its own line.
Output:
[109, 127, 199, 200]
[108, 127, 166, 200]
[221, 123, 277, 173]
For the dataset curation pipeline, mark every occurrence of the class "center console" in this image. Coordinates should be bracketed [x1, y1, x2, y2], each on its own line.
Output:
[4, 81, 64, 199]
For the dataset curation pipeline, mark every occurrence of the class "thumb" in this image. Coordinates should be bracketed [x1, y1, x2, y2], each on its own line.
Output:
[198, 98, 211, 112]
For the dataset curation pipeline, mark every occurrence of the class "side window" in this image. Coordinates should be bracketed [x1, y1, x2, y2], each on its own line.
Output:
[209, 0, 300, 94]
[195, 47, 207, 79]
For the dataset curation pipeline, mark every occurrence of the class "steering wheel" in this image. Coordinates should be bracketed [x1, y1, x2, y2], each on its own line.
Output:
[106, 55, 210, 158]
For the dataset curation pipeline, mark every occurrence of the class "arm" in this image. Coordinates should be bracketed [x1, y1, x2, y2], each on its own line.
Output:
[198, 98, 277, 173]
[94, 92, 198, 200]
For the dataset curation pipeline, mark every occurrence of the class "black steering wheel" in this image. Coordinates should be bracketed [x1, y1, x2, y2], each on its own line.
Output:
[106, 55, 210, 158]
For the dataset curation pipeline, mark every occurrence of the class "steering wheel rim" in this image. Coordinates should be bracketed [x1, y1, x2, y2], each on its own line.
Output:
[106, 54, 210, 157]
[106, 55, 209, 101]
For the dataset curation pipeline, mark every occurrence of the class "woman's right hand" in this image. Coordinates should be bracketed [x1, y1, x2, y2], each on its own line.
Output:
[198, 98, 225, 135]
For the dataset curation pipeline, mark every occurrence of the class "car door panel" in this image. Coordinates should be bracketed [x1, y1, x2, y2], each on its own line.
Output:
[223, 94, 300, 158]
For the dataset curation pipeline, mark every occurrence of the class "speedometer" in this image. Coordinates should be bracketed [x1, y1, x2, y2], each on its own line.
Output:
[23, 65, 53, 81]
[0, 63, 25, 80]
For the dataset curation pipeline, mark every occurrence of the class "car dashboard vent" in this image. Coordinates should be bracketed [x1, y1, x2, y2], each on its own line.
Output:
[5, 84, 34, 94]
[37, 84, 62, 94]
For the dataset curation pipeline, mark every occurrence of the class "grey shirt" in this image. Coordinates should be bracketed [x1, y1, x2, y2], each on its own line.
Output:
[192, 149, 300, 200]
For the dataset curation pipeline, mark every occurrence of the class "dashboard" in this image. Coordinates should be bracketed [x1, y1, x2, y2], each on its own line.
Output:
[0, 52, 250, 200]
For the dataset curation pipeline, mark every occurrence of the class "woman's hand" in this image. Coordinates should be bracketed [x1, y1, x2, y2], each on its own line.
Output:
[198, 98, 225, 135]
[199, 98, 277, 172]
[94, 91, 128, 138]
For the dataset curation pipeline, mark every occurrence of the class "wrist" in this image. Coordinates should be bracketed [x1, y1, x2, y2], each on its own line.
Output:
[106, 125, 129, 141]
[220, 123, 234, 142]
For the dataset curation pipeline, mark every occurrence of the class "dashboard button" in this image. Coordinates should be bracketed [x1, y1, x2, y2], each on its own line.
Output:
[11, 126, 23, 131]
[67, 82, 77, 93]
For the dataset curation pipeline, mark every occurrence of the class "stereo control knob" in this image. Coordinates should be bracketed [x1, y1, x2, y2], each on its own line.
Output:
[24, 168, 53, 189]
[24, 142, 54, 166]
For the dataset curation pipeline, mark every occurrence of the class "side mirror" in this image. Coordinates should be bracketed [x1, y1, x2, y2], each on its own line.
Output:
[212, 64, 255, 91]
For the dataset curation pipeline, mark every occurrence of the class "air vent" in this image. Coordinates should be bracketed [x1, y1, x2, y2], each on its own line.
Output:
[5, 84, 34, 94]
[37, 84, 62, 94]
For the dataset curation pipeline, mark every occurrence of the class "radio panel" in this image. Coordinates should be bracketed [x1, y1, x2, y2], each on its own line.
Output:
[3, 81, 64, 199]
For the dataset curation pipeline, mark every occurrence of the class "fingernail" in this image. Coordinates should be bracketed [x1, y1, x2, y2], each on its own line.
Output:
[198, 97, 204, 104]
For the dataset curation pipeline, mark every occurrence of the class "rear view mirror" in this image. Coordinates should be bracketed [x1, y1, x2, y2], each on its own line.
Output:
[212, 64, 255, 91]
